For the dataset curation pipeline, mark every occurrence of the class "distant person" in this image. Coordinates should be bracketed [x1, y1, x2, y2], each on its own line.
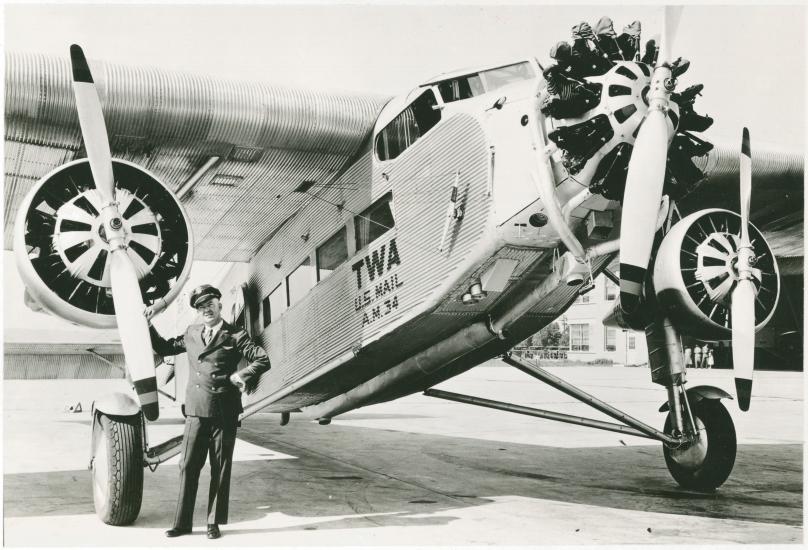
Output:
[701, 344, 711, 369]
[145, 284, 271, 540]
[706, 348, 715, 369]
[693, 345, 703, 369]
[684, 346, 693, 370]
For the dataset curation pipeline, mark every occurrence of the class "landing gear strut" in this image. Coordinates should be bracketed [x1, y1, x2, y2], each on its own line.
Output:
[423, 345, 736, 490]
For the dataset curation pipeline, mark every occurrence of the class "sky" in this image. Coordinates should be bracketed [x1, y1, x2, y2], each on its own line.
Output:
[4, 3, 805, 147]
[3, 3, 805, 337]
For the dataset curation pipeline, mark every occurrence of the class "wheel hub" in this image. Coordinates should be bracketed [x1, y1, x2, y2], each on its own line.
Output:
[667, 416, 708, 470]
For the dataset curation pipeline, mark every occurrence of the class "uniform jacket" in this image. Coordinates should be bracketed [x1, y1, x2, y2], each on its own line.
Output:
[149, 321, 270, 418]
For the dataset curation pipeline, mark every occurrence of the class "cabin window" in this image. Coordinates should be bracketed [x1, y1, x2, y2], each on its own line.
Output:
[569, 323, 590, 351]
[317, 227, 348, 281]
[628, 334, 636, 350]
[268, 282, 286, 322]
[262, 296, 271, 327]
[355, 193, 395, 251]
[375, 89, 441, 161]
[604, 328, 617, 352]
[287, 257, 316, 307]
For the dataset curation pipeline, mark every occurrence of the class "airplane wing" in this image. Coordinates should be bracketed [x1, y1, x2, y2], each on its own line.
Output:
[684, 142, 803, 263]
[5, 51, 391, 262]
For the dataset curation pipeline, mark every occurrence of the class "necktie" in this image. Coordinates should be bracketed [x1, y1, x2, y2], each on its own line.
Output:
[203, 328, 211, 345]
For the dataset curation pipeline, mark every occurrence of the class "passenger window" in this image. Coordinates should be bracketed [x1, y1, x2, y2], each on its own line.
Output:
[262, 296, 271, 328]
[268, 282, 286, 322]
[286, 257, 315, 307]
[355, 193, 394, 251]
[375, 89, 441, 161]
[317, 227, 348, 281]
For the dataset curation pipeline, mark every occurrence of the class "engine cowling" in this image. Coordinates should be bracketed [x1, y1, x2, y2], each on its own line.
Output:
[653, 209, 779, 339]
[14, 158, 193, 328]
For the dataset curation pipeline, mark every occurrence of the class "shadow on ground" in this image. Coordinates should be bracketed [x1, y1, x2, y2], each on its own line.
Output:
[4, 414, 802, 533]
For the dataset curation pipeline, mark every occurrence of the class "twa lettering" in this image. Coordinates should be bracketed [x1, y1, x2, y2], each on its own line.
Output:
[352, 238, 401, 290]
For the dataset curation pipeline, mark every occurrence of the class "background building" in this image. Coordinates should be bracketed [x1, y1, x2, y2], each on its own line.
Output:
[552, 274, 648, 366]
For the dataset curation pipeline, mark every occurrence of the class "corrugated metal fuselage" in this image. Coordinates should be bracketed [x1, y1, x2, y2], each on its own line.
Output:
[240, 70, 596, 417]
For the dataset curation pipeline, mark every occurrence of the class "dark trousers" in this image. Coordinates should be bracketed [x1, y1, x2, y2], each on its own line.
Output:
[174, 415, 238, 528]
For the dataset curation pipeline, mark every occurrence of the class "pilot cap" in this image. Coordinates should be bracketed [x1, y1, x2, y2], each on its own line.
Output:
[190, 284, 222, 308]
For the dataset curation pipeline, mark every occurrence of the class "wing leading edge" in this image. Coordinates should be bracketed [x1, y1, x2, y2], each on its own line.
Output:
[5, 51, 391, 261]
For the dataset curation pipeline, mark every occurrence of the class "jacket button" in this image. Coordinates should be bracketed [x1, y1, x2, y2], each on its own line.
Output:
[195, 384, 200, 388]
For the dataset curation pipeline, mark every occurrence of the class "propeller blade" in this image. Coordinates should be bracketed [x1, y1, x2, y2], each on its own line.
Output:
[109, 250, 159, 421]
[618, 108, 669, 311]
[732, 126, 755, 411]
[660, 6, 684, 64]
[731, 278, 756, 411]
[70, 44, 115, 203]
[739, 127, 752, 245]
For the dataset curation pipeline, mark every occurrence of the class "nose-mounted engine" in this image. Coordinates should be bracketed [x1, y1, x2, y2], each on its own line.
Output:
[541, 17, 714, 200]
[14, 158, 193, 327]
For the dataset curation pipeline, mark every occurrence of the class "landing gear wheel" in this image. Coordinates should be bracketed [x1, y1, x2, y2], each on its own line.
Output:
[91, 413, 144, 525]
[663, 398, 736, 491]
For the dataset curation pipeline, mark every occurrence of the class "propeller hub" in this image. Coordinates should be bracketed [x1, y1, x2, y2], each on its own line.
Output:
[52, 187, 162, 286]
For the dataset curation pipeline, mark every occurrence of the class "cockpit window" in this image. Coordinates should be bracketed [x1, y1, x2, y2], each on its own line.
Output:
[480, 62, 536, 90]
[375, 89, 441, 161]
[438, 74, 485, 103]
[436, 61, 536, 103]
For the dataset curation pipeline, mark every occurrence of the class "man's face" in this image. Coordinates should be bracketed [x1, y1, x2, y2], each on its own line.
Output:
[196, 297, 223, 327]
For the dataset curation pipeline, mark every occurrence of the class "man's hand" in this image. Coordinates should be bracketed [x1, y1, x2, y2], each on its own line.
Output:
[143, 304, 158, 323]
[229, 372, 248, 394]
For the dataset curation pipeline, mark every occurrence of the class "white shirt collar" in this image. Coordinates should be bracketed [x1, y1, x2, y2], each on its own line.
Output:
[204, 320, 224, 337]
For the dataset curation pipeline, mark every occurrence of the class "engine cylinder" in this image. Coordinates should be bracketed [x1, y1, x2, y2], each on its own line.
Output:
[14, 159, 193, 328]
[653, 209, 779, 339]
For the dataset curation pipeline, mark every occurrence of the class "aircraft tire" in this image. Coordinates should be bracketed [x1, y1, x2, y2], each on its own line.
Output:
[91, 412, 144, 525]
[663, 398, 736, 491]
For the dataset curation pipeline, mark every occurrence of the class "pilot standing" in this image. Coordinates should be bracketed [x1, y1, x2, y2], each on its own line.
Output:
[145, 284, 270, 539]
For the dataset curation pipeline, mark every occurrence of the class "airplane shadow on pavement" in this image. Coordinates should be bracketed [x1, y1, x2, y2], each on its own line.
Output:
[4, 414, 802, 534]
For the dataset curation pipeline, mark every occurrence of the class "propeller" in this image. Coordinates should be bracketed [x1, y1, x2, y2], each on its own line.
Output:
[617, 7, 682, 313]
[70, 45, 159, 421]
[732, 127, 755, 411]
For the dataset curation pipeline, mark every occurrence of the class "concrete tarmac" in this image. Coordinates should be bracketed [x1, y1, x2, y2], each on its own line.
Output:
[4, 363, 803, 545]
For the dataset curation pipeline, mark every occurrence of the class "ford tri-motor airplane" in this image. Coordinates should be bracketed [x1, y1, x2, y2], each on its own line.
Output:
[7, 11, 802, 525]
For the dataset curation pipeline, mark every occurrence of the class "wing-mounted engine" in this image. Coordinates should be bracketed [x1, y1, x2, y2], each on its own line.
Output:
[653, 209, 779, 339]
[14, 158, 192, 327]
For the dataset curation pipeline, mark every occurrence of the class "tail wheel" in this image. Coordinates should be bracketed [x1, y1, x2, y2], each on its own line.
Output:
[663, 398, 736, 491]
[91, 413, 144, 525]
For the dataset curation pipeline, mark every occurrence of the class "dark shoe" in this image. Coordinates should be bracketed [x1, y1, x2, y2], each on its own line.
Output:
[207, 524, 221, 539]
[165, 527, 191, 537]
